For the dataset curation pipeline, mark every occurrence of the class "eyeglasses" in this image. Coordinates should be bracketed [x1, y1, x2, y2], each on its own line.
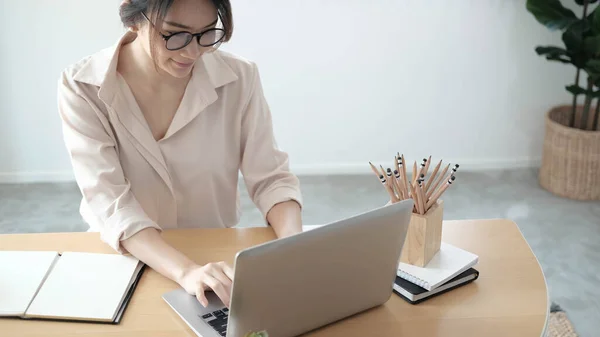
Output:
[141, 12, 226, 51]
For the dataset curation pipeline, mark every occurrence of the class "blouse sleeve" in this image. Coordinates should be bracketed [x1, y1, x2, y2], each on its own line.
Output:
[239, 63, 303, 222]
[57, 71, 162, 254]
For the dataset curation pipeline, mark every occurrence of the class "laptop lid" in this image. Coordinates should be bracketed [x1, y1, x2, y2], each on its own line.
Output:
[226, 199, 413, 337]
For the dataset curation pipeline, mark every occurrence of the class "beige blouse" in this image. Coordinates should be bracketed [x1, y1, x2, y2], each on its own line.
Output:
[57, 32, 303, 254]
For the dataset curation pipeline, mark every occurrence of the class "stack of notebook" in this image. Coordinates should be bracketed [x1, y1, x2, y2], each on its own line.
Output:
[393, 242, 479, 304]
[0, 250, 145, 323]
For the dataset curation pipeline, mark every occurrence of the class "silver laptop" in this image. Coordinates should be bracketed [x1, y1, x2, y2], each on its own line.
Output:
[162, 199, 413, 337]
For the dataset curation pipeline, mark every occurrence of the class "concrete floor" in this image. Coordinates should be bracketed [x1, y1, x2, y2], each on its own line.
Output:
[1, 168, 599, 336]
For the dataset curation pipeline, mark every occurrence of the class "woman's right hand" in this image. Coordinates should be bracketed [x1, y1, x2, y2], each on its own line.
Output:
[177, 261, 235, 308]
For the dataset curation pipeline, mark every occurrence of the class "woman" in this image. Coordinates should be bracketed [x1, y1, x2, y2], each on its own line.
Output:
[57, 0, 303, 309]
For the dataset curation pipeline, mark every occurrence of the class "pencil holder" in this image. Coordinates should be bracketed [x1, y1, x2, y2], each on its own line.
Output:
[399, 199, 444, 267]
[368, 154, 458, 266]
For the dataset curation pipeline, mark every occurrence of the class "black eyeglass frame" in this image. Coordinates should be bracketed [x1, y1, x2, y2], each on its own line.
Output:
[140, 11, 226, 51]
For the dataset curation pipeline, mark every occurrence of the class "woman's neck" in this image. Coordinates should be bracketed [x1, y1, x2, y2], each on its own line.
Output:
[118, 36, 189, 91]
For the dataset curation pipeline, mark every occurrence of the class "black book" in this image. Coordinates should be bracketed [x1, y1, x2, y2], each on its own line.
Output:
[393, 268, 479, 304]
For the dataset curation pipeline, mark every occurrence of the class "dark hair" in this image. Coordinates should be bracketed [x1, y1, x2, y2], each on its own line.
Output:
[119, 0, 233, 63]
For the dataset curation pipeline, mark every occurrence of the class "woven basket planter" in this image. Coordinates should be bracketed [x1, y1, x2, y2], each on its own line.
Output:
[539, 105, 600, 200]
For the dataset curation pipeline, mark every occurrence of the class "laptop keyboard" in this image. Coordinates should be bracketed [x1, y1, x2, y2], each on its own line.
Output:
[200, 307, 229, 336]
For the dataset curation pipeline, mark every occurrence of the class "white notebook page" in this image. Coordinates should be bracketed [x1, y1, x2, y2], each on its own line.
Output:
[25, 252, 141, 321]
[0, 251, 58, 316]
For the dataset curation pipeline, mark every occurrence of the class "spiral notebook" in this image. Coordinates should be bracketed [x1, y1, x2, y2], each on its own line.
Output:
[393, 267, 480, 304]
[397, 242, 478, 291]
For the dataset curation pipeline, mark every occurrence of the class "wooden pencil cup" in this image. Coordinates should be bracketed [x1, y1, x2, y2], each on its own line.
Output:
[400, 199, 444, 267]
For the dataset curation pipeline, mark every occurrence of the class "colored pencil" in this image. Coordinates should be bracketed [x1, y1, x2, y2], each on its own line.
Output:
[393, 155, 404, 199]
[408, 178, 422, 213]
[431, 164, 458, 197]
[381, 165, 391, 188]
[369, 155, 461, 214]
[427, 163, 450, 199]
[379, 173, 397, 202]
[370, 162, 396, 201]
[418, 158, 427, 178]
[427, 175, 455, 209]
[450, 164, 460, 177]
[417, 175, 427, 214]
[386, 167, 400, 199]
[393, 169, 405, 199]
[382, 165, 399, 202]
[369, 162, 380, 178]
[412, 161, 418, 186]
[425, 159, 443, 192]
[423, 155, 432, 177]
[401, 154, 410, 198]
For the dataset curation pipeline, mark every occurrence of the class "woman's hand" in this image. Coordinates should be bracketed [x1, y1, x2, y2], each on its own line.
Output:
[178, 262, 235, 308]
[119, 228, 235, 308]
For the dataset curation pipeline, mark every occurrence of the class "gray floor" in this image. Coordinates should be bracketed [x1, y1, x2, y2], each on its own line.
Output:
[1, 168, 599, 336]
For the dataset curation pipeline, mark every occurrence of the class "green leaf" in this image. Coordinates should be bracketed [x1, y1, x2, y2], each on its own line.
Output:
[584, 59, 600, 78]
[562, 21, 591, 67]
[563, 27, 581, 51]
[535, 46, 573, 63]
[535, 46, 569, 56]
[546, 54, 573, 63]
[526, 0, 579, 30]
[583, 35, 600, 55]
[590, 7, 600, 33]
[566, 84, 589, 95]
[562, 21, 589, 50]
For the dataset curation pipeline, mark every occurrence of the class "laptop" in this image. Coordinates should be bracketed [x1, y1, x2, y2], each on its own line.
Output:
[162, 199, 413, 337]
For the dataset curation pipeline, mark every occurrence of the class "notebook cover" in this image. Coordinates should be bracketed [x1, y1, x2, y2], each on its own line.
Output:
[393, 268, 479, 305]
[112, 263, 146, 324]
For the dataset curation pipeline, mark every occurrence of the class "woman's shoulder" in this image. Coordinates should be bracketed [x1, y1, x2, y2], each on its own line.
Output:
[212, 49, 256, 71]
[204, 49, 261, 86]
[60, 45, 117, 88]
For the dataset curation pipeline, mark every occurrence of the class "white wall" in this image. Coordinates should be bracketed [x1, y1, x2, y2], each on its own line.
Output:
[0, 0, 124, 182]
[0, 0, 576, 182]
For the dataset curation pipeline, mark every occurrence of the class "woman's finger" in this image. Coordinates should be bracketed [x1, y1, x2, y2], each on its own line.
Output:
[196, 286, 209, 308]
[221, 262, 234, 281]
[203, 274, 231, 308]
[211, 267, 233, 289]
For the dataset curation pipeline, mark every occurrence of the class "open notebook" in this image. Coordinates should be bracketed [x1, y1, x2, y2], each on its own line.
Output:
[0, 250, 145, 324]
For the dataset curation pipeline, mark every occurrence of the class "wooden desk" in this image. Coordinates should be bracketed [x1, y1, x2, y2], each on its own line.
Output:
[0, 219, 548, 337]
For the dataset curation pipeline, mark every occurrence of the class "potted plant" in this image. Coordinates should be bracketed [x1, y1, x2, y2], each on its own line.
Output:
[527, 0, 600, 200]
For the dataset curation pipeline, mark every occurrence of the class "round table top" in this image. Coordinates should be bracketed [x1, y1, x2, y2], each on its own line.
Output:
[0, 218, 548, 337]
